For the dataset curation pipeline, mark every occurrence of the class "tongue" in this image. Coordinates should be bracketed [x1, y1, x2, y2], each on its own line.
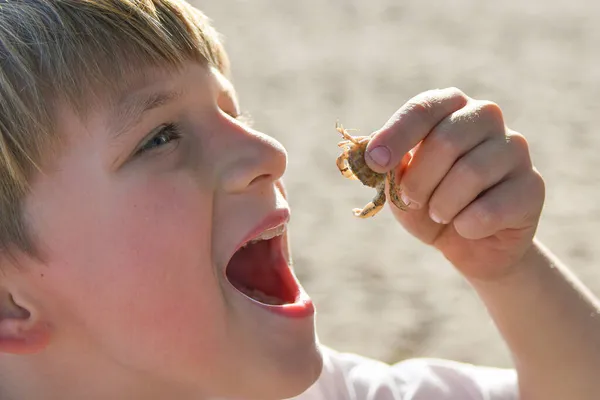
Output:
[227, 239, 293, 303]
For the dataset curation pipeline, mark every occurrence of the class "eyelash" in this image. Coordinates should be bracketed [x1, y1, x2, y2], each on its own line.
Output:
[235, 111, 254, 127]
[136, 122, 182, 156]
[135, 112, 253, 157]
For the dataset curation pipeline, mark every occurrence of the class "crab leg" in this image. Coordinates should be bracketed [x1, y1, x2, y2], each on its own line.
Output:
[336, 152, 358, 180]
[335, 121, 361, 144]
[387, 168, 409, 211]
[353, 182, 386, 218]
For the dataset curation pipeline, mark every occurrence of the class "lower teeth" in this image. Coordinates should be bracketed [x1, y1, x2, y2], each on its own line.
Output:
[239, 286, 286, 305]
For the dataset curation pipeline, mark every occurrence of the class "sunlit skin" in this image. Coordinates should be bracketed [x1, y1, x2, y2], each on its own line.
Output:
[363, 89, 544, 280]
[0, 58, 598, 399]
[0, 62, 321, 400]
[361, 88, 600, 398]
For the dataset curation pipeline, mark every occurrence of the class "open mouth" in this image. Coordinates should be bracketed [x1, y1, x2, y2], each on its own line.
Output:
[226, 226, 299, 306]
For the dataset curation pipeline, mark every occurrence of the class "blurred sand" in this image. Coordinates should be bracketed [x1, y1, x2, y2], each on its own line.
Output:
[194, 0, 600, 367]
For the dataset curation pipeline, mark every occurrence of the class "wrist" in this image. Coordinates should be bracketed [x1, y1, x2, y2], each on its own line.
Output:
[462, 237, 600, 398]
[465, 238, 543, 289]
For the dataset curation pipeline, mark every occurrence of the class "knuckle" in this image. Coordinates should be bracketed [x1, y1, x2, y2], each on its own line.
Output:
[477, 101, 505, 128]
[529, 168, 546, 201]
[406, 87, 469, 121]
[513, 171, 545, 226]
[429, 127, 463, 158]
[507, 131, 531, 162]
[443, 87, 469, 102]
[455, 156, 489, 187]
[472, 200, 502, 230]
[404, 97, 437, 123]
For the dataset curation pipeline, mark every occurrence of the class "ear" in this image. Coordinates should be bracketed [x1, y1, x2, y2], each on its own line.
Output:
[0, 289, 51, 355]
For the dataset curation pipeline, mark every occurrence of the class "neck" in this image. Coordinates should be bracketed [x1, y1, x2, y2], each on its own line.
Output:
[0, 351, 208, 400]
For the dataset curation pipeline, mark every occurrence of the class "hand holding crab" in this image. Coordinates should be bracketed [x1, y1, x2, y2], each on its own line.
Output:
[335, 88, 544, 280]
[335, 121, 408, 218]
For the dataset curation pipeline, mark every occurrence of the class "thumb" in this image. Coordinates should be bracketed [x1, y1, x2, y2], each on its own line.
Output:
[365, 88, 469, 173]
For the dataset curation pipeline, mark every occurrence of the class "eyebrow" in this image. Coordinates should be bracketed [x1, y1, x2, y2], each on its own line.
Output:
[110, 89, 183, 140]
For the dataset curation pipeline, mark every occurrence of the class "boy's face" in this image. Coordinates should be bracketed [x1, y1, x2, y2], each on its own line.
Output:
[15, 62, 322, 398]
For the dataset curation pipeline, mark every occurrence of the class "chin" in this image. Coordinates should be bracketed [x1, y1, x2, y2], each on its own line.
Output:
[220, 205, 324, 399]
[248, 344, 324, 400]
[279, 344, 323, 398]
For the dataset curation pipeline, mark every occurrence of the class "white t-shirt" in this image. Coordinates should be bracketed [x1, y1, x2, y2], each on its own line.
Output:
[290, 347, 518, 400]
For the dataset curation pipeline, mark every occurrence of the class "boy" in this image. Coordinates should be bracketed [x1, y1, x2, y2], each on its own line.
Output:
[0, 0, 597, 399]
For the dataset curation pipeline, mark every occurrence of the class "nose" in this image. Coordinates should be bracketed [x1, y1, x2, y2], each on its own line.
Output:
[216, 117, 287, 194]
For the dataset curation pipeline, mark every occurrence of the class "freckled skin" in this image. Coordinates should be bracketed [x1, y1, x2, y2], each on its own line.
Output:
[335, 121, 408, 218]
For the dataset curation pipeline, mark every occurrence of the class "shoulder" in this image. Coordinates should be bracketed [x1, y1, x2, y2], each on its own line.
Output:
[290, 346, 518, 400]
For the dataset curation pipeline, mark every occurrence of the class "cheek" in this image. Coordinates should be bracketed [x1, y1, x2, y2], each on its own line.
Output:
[33, 172, 228, 371]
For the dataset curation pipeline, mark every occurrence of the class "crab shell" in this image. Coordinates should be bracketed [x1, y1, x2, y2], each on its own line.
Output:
[335, 121, 409, 217]
[345, 139, 386, 188]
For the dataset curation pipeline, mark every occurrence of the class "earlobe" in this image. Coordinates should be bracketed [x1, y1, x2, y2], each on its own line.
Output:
[0, 293, 51, 355]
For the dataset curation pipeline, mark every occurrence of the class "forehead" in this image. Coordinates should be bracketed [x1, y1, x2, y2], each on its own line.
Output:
[110, 64, 237, 109]
[111, 64, 223, 109]
[61, 63, 238, 137]
[211, 67, 237, 99]
[107, 64, 210, 137]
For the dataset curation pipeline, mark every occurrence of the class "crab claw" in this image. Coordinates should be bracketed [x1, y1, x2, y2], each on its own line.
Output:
[336, 152, 358, 180]
[353, 182, 386, 218]
[352, 203, 384, 218]
[387, 169, 409, 211]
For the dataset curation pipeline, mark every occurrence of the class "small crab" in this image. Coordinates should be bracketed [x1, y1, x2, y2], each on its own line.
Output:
[335, 121, 408, 218]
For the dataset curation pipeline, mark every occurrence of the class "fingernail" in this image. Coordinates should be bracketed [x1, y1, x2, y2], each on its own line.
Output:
[367, 146, 391, 168]
[401, 193, 420, 210]
[429, 210, 445, 224]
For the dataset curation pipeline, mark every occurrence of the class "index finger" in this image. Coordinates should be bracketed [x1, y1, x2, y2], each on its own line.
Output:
[365, 87, 469, 173]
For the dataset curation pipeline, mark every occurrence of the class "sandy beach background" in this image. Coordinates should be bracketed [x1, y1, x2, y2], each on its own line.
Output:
[195, 0, 600, 368]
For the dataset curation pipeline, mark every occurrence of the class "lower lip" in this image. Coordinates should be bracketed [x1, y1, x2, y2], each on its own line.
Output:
[229, 272, 316, 319]
[228, 240, 315, 318]
[226, 203, 316, 317]
[251, 290, 315, 319]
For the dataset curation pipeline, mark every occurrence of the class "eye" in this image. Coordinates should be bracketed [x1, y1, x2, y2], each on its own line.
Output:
[136, 123, 182, 156]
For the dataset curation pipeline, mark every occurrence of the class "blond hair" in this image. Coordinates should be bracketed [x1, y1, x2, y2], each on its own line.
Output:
[0, 0, 229, 259]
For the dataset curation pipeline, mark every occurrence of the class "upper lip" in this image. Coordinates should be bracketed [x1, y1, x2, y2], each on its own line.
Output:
[226, 208, 290, 266]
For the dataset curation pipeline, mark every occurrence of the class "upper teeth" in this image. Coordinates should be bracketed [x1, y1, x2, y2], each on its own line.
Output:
[242, 224, 286, 248]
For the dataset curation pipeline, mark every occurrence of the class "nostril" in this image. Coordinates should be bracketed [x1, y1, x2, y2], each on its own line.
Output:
[221, 168, 276, 194]
[248, 174, 272, 187]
